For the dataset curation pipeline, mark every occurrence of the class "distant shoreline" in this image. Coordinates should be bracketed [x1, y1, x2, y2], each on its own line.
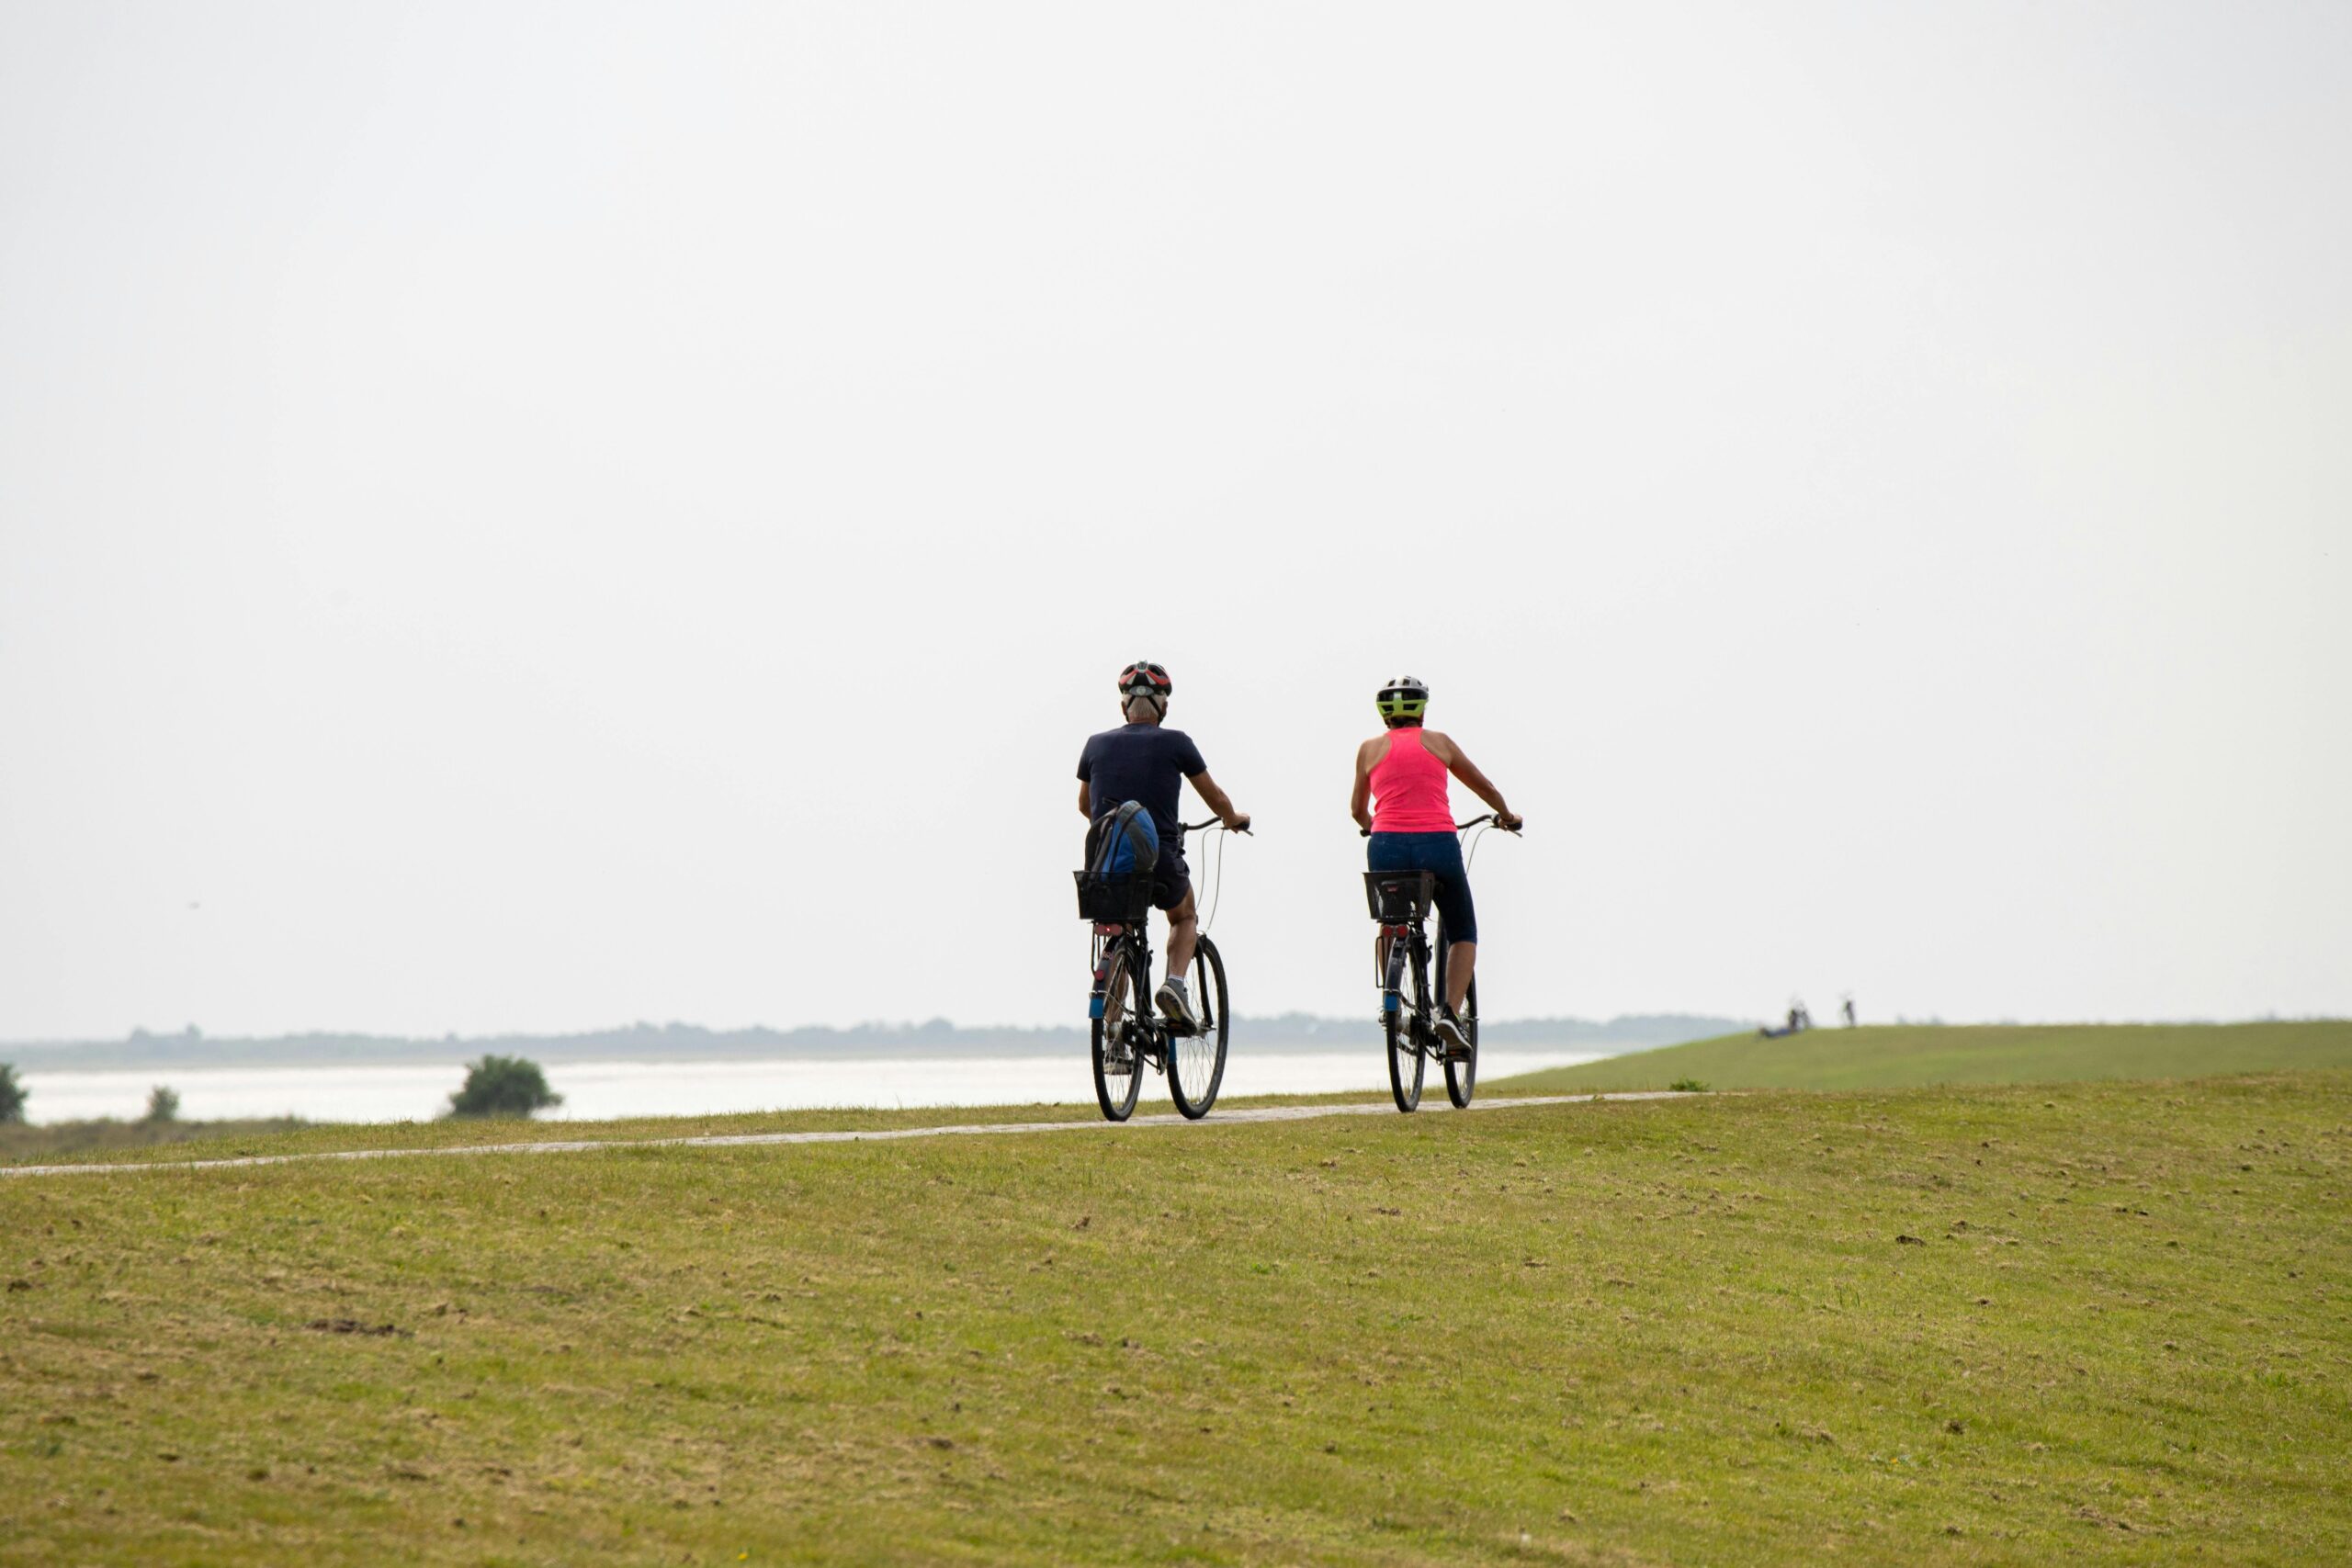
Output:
[2, 1014, 1749, 1072]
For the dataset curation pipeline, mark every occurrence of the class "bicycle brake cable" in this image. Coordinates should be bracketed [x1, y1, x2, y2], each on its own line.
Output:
[1198, 823, 1227, 936]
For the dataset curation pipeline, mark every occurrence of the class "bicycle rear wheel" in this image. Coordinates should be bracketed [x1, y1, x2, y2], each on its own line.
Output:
[1091, 946, 1144, 1122]
[1385, 938, 1427, 1113]
[1168, 936, 1228, 1120]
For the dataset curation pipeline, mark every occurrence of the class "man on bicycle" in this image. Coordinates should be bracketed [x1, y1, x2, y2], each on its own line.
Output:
[1078, 660, 1250, 1032]
[1351, 675, 1521, 1055]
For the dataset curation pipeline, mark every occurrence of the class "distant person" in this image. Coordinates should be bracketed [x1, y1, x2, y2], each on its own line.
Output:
[1077, 660, 1250, 1033]
[1841, 996, 1857, 1028]
[1351, 676, 1521, 1056]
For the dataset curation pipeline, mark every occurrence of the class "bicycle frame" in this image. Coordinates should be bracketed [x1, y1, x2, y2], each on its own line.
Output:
[1089, 924, 1165, 1066]
[1367, 813, 1512, 1112]
[1086, 817, 1228, 1065]
[1373, 816, 1496, 993]
[1375, 908, 1445, 1047]
[1369, 812, 1515, 1050]
[1377, 918, 1425, 1019]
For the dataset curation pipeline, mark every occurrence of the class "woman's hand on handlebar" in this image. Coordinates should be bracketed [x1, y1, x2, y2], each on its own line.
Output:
[1494, 810, 1524, 832]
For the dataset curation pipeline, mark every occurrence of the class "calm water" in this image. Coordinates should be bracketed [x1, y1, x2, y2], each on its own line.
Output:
[22, 1048, 1608, 1125]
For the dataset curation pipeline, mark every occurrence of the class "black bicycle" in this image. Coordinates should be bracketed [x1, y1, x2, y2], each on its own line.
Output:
[1363, 814, 1519, 1113]
[1074, 819, 1235, 1122]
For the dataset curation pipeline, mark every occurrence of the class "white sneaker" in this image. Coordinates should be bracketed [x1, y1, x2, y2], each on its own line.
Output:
[1156, 975, 1200, 1034]
[1434, 1009, 1472, 1058]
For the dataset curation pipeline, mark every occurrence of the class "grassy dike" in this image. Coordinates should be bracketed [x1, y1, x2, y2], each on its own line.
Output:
[1488, 1020, 2352, 1094]
[5, 1068, 2349, 1564]
[0, 1117, 311, 1165]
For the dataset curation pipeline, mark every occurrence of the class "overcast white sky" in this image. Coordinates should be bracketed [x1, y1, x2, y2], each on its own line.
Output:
[3, 2, 2346, 1042]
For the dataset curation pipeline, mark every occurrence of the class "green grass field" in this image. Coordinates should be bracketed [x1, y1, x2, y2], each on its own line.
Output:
[0, 1100, 1119, 1170]
[1488, 1020, 2352, 1094]
[6, 1054, 2348, 1563]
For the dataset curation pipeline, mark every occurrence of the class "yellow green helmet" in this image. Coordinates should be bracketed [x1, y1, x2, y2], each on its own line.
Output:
[1376, 675, 1429, 724]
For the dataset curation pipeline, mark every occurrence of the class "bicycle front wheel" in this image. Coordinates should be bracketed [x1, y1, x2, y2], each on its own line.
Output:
[1385, 940, 1427, 1113]
[1445, 974, 1479, 1110]
[1091, 947, 1144, 1122]
[1168, 936, 1228, 1120]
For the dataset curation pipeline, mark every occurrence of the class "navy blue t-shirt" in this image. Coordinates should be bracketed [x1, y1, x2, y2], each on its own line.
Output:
[1077, 725, 1207, 849]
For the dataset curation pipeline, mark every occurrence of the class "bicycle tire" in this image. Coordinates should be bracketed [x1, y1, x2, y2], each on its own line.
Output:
[1385, 938, 1427, 1113]
[1168, 936, 1228, 1120]
[1445, 974, 1479, 1109]
[1091, 946, 1144, 1122]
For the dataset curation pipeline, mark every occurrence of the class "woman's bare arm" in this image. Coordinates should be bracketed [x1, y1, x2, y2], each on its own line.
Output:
[1351, 739, 1378, 831]
[1426, 732, 1521, 828]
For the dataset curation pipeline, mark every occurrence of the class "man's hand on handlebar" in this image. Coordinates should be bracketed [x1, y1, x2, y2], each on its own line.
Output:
[1223, 812, 1252, 834]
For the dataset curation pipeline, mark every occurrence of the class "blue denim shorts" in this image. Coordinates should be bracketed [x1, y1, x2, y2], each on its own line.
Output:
[1366, 831, 1476, 944]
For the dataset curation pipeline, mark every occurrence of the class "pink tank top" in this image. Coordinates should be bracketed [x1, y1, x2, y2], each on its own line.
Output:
[1369, 728, 1454, 833]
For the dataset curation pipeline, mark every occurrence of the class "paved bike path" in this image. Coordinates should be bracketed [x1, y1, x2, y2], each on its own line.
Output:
[0, 1090, 1690, 1179]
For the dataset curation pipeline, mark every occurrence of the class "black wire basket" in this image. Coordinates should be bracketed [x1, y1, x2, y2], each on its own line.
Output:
[1363, 870, 1437, 923]
[1075, 871, 1156, 923]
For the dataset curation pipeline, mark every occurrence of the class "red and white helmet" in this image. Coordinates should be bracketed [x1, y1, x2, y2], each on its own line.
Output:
[1116, 660, 1171, 701]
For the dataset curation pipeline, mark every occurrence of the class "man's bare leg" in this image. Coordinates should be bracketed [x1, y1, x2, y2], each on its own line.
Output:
[1165, 889, 1201, 979]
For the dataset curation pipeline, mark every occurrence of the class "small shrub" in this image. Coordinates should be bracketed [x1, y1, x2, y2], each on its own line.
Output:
[0, 1064, 25, 1123]
[447, 1055, 562, 1119]
[1668, 1077, 1709, 1093]
[144, 1085, 181, 1123]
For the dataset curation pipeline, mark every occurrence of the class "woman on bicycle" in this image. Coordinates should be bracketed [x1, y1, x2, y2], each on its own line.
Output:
[1351, 676, 1521, 1054]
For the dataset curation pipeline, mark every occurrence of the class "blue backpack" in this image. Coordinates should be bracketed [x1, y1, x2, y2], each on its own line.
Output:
[1088, 801, 1160, 876]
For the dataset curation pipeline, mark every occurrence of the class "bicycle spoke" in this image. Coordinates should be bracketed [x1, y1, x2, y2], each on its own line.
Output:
[1091, 948, 1144, 1122]
[1169, 937, 1229, 1119]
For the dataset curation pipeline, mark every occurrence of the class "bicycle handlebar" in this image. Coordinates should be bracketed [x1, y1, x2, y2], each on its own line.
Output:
[1358, 816, 1524, 837]
[1184, 818, 1251, 834]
